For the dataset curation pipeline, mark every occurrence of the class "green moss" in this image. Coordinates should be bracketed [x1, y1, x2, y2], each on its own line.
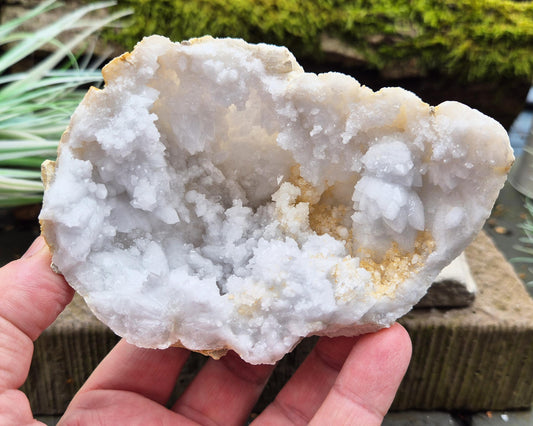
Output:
[105, 0, 328, 57]
[104, 0, 533, 81]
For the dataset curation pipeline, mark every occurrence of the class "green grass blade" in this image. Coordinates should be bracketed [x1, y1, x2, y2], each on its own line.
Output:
[0, 69, 102, 86]
[1, 9, 130, 99]
[0, 151, 56, 162]
[0, 1, 130, 208]
[0, 141, 58, 150]
[0, 0, 58, 41]
[0, 195, 44, 207]
[0, 1, 118, 75]
[0, 157, 52, 168]
[0, 141, 58, 164]
[0, 87, 81, 113]
[0, 168, 42, 179]
[0, 175, 43, 191]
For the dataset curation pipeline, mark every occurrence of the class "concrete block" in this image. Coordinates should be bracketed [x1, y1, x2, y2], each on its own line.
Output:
[393, 232, 533, 411]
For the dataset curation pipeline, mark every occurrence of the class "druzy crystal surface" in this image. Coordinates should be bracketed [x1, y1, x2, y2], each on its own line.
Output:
[40, 36, 513, 364]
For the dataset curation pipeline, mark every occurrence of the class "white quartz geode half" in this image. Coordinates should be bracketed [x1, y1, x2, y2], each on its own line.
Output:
[39, 35, 513, 364]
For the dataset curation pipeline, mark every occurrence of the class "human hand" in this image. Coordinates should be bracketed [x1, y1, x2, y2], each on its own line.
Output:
[0, 236, 412, 425]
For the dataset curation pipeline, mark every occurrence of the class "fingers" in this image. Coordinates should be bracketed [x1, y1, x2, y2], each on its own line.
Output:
[255, 324, 411, 426]
[172, 351, 275, 426]
[0, 236, 74, 342]
[67, 339, 191, 407]
[65, 344, 273, 426]
[0, 236, 74, 424]
[310, 323, 412, 425]
[0, 389, 36, 425]
[60, 389, 197, 426]
[255, 335, 361, 425]
[0, 236, 74, 391]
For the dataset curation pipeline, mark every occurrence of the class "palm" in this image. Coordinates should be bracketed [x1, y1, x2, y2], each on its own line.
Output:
[0, 238, 411, 426]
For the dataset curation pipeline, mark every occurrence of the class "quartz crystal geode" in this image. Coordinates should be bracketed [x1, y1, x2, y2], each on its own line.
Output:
[39, 36, 513, 364]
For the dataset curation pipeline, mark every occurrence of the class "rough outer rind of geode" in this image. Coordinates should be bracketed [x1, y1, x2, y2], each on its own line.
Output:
[39, 35, 513, 364]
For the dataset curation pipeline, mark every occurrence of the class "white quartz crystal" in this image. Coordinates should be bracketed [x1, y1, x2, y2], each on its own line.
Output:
[39, 35, 513, 364]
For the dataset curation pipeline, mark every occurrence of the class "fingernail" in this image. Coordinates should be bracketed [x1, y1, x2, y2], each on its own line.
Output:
[22, 236, 47, 259]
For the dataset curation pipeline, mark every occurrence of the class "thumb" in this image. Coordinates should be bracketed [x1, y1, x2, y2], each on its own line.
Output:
[0, 235, 74, 343]
[0, 237, 74, 423]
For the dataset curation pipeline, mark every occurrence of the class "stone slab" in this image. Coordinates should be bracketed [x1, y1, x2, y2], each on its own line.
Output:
[393, 231, 533, 411]
[22, 231, 533, 415]
[382, 411, 460, 425]
[471, 409, 533, 426]
[415, 252, 476, 308]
